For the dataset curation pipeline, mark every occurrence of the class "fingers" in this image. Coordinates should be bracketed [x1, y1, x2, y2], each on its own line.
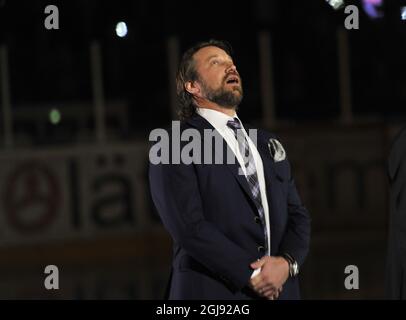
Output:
[253, 282, 278, 298]
[249, 256, 286, 300]
[250, 256, 267, 269]
[261, 285, 283, 300]
[256, 284, 274, 294]
[251, 273, 272, 292]
[262, 289, 276, 299]
[250, 274, 262, 288]
[264, 288, 281, 300]
[250, 274, 275, 293]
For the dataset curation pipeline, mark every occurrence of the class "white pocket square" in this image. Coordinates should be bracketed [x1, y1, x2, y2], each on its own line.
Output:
[268, 138, 286, 162]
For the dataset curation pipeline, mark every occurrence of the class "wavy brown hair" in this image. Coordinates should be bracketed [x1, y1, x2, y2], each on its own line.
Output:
[176, 39, 233, 121]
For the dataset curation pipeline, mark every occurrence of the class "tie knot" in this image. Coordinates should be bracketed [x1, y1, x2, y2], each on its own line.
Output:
[227, 118, 242, 131]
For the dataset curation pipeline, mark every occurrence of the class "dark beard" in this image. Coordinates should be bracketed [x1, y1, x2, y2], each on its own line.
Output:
[200, 80, 243, 109]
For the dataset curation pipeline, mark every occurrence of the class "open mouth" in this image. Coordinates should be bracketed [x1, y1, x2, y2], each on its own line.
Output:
[225, 76, 239, 85]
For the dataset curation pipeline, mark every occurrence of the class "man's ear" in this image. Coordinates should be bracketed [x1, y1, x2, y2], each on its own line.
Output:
[185, 81, 201, 97]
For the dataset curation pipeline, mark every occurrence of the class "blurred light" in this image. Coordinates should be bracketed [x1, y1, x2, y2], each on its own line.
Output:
[115, 22, 128, 38]
[49, 109, 61, 125]
[362, 0, 384, 19]
[325, 0, 345, 10]
[401, 7, 406, 21]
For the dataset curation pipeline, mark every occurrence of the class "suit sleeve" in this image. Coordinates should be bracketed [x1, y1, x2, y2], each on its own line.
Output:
[278, 159, 311, 267]
[149, 154, 258, 291]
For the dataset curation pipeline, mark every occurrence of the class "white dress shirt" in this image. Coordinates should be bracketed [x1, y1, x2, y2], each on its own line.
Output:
[196, 107, 271, 279]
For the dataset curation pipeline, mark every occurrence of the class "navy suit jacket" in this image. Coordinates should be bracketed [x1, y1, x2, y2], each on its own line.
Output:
[149, 114, 311, 300]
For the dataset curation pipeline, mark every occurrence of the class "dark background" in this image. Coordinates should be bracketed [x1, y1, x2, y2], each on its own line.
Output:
[0, 0, 404, 299]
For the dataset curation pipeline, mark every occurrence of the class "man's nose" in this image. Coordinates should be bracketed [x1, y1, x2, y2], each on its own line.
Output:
[226, 63, 237, 74]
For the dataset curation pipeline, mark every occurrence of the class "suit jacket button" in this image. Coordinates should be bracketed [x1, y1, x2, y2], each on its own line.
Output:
[257, 245, 265, 253]
[254, 216, 261, 224]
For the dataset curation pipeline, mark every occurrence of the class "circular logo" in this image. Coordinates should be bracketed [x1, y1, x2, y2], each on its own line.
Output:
[3, 161, 61, 234]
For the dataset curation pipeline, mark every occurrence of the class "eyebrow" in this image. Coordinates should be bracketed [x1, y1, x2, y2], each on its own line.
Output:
[206, 54, 233, 64]
[206, 54, 220, 61]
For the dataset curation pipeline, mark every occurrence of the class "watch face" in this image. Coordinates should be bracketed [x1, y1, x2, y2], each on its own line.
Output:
[293, 262, 299, 276]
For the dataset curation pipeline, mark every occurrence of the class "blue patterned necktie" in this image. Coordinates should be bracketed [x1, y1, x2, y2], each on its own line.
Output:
[226, 117, 269, 256]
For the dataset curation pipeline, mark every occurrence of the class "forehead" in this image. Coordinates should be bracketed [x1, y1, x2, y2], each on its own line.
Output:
[193, 46, 232, 63]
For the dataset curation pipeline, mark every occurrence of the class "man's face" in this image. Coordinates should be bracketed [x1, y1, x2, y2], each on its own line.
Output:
[192, 46, 243, 108]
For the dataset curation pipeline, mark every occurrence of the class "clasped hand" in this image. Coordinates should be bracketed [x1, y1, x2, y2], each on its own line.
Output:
[249, 256, 290, 300]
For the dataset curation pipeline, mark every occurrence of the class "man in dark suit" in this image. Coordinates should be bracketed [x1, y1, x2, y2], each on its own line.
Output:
[149, 40, 311, 300]
[386, 127, 406, 299]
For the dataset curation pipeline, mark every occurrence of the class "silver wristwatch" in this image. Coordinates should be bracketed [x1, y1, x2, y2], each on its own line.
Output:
[282, 253, 299, 277]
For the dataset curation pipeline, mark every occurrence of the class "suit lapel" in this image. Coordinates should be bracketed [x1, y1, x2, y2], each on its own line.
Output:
[244, 124, 278, 203]
[220, 138, 259, 207]
[256, 132, 277, 193]
[185, 114, 258, 208]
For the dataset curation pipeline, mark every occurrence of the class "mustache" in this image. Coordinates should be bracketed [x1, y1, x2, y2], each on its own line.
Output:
[223, 71, 241, 84]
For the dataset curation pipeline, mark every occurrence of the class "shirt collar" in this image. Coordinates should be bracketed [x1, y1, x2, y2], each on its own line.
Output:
[196, 107, 240, 130]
